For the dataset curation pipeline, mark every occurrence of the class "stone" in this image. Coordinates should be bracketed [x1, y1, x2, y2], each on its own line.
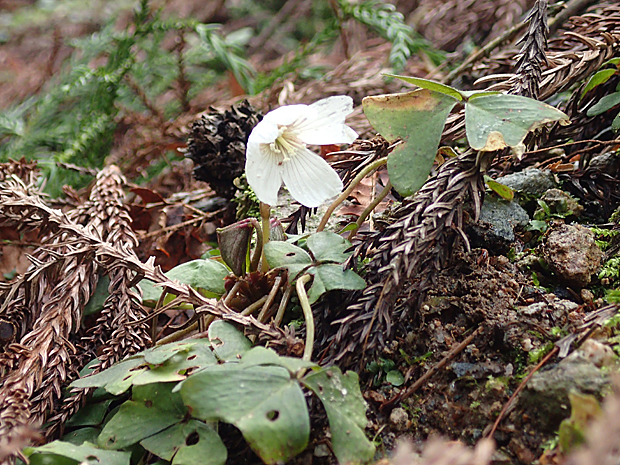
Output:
[468, 196, 530, 253]
[520, 358, 609, 432]
[536, 188, 584, 217]
[496, 168, 556, 197]
[389, 407, 410, 432]
[542, 224, 603, 287]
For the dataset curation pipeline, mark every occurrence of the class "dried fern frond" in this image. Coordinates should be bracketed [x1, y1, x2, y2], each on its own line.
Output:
[511, 0, 548, 98]
[320, 149, 488, 366]
[47, 166, 149, 437]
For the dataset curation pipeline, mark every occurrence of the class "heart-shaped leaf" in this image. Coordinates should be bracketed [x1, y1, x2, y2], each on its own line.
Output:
[98, 384, 187, 449]
[140, 259, 230, 304]
[363, 89, 458, 196]
[140, 420, 227, 465]
[25, 441, 131, 465]
[303, 368, 375, 465]
[208, 320, 252, 361]
[306, 264, 366, 304]
[465, 94, 569, 152]
[306, 231, 352, 263]
[180, 364, 309, 464]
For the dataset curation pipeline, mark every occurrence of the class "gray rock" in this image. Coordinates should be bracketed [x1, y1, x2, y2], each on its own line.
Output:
[542, 224, 603, 287]
[496, 169, 556, 196]
[519, 358, 609, 432]
[537, 188, 584, 217]
[589, 151, 620, 173]
[468, 196, 530, 252]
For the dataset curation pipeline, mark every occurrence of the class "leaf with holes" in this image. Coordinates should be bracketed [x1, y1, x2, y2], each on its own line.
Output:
[140, 420, 227, 465]
[71, 340, 218, 395]
[70, 357, 147, 395]
[208, 320, 252, 361]
[98, 384, 187, 450]
[180, 363, 309, 464]
[238, 346, 316, 373]
[363, 89, 458, 196]
[264, 241, 313, 281]
[303, 368, 375, 465]
[465, 94, 569, 152]
[25, 441, 131, 465]
[132, 343, 217, 386]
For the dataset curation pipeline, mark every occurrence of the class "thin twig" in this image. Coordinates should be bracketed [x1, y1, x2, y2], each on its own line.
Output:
[486, 346, 558, 439]
[381, 327, 483, 412]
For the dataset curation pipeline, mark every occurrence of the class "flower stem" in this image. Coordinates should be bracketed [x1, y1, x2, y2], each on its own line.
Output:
[249, 218, 263, 273]
[259, 202, 271, 272]
[349, 180, 393, 240]
[317, 156, 388, 232]
[296, 274, 314, 362]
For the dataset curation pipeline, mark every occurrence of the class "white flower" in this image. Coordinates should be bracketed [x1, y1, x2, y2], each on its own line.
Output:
[245, 95, 358, 208]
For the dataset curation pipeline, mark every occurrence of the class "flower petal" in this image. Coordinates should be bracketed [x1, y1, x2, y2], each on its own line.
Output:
[281, 147, 343, 207]
[295, 96, 358, 145]
[248, 118, 279, 145]
[245, 140, 282, 206]
[263, 104, 308, 126]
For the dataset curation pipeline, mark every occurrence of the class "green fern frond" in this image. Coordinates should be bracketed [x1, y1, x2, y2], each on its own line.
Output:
[337, 0, 444, 71]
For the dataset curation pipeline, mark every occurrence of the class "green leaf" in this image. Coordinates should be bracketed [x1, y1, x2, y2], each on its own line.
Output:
[98, 384, 186, 450]
[139, 259, 230, 304]
[263, 241, 312, 267]
[71, 341, 218, 395]
[140, 420, 227, 465]
[132, 343, 217, 386]
[61, 428, 101, 446]
[386, 74, 463, 101]
[70, 357, 146, 395]
[306, 231, 352, 263]
[208, 320, 252, 361]
[581, 69, 617, 98]
[465, 94, 569, 151]
[603, 57, 620, 67]
[306, 264, 366, 304]
[66, 400, 113, 428]
[238, 346, 316, 373]
[83, 274, 110, 316]
[303, 368, 375, 464]
[386, 370, 405, 386]
[181, 364, 310, 464]
[264, 241, 313, 281]
[587, 91, 620, 116]
[143, 340, 210, 365]
[613, 112, 620, 132]
[484, 175, 514, 201]
[363, 89, 458, 196]
[25, 441, 131, 465]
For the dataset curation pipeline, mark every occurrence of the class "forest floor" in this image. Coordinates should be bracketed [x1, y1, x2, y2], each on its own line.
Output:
[1, 1, 620, 464]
